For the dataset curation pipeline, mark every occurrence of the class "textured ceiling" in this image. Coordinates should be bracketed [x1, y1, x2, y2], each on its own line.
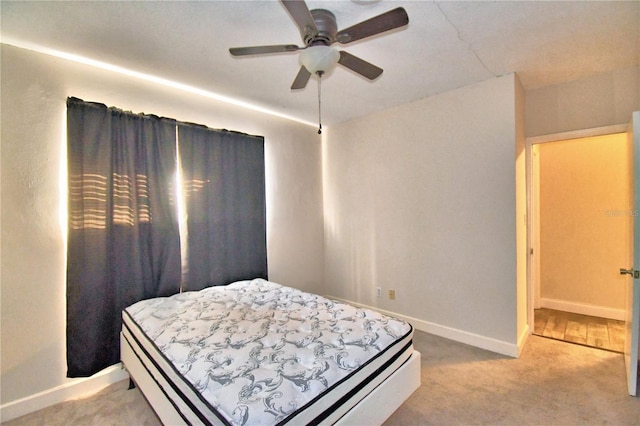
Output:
[2, 1, 639, 127]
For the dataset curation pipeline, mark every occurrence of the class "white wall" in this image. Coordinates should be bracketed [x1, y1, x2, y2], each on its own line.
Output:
[0, 44, 324, 410]
[526, 67, 640, 137]
[323, 74, 520, 354]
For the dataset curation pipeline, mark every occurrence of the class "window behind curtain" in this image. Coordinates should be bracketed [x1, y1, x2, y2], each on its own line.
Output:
[66, 98, 267, 377]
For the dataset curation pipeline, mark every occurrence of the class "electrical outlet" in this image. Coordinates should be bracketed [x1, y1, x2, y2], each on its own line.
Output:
[377, 287, 382, 297]
[388, 289, 395, 300]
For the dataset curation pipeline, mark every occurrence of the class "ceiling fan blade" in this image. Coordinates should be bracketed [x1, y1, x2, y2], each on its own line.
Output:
[229, 45, 301, 56]
[281, 0, 318, 40]
[336, 7, 409, 44]
[338, 51, 383, 80]
[291, 66, 312, 90]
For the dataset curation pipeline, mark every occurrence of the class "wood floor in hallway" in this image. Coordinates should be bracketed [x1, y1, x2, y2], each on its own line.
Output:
[534, 308, 625, 353]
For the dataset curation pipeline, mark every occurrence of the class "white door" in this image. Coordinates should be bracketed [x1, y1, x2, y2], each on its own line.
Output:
[624, 111, 640, 396]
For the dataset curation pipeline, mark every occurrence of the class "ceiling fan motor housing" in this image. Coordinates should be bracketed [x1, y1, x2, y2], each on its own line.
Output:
[305, 9, 338, 46]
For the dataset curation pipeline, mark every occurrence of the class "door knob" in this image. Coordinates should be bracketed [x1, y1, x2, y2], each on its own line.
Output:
[620, 268, 639, 278]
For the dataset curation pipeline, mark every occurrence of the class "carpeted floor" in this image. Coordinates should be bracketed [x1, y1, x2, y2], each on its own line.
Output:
[4, 330, 639, 425]
[387, 331, 639, 425]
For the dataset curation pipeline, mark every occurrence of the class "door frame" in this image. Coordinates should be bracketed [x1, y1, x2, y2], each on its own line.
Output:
[525, 123, 629, 334]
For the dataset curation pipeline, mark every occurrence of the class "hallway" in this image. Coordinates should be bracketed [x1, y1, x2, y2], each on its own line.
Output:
[534, 308, 625, 353]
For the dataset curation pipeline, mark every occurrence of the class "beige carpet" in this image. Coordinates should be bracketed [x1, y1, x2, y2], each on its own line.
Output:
[4, 331, 639, 425]
[387, 331, 639, 425]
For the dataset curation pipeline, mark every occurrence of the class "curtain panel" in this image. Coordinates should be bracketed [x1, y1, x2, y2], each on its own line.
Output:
[66, 98, 181, 377]
[178, 124, 268, 291]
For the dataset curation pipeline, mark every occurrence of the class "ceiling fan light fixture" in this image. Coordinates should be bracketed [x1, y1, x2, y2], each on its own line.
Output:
[299, 45, 340, 75]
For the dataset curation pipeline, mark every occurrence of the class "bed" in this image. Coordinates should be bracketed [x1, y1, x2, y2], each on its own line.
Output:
[120, 278, 421, 425]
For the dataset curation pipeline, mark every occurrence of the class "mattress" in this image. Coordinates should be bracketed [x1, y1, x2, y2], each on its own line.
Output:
[122, 278, 414, 425]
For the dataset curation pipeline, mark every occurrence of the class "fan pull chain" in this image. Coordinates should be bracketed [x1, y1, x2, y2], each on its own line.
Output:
[317, 71, 323, 135]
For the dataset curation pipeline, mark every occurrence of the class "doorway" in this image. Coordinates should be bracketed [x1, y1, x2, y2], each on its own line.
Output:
[527, 126, 630, 353]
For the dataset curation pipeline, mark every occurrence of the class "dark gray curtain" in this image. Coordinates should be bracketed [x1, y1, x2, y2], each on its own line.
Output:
[178, 124, 267, 291]
[66, 98, 181, 377]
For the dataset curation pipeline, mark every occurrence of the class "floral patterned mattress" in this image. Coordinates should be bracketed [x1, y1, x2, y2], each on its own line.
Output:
[122, 278, 414, 425]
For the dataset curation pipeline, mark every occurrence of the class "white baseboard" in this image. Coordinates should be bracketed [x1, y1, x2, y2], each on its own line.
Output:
[328, 296, 520, 358]
[539, 298, 625, 321]
[0, 364, 129, 423]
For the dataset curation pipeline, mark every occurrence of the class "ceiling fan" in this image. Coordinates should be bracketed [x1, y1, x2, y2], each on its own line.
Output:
[229, 0, 409, 90]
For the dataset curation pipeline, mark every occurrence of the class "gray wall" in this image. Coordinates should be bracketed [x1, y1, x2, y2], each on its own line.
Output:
[323, 74, 521, 352]
[526, 67, 639, 137]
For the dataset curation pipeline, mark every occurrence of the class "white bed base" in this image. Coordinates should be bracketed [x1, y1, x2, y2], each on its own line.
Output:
[121, 332, 420, 425]
[335, 350, 421, 425]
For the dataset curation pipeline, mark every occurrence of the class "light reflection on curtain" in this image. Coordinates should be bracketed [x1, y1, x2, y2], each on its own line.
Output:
[68, 173, 152, 228]
[178, 124, 268, 291]
[66, 98, 181, 377]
